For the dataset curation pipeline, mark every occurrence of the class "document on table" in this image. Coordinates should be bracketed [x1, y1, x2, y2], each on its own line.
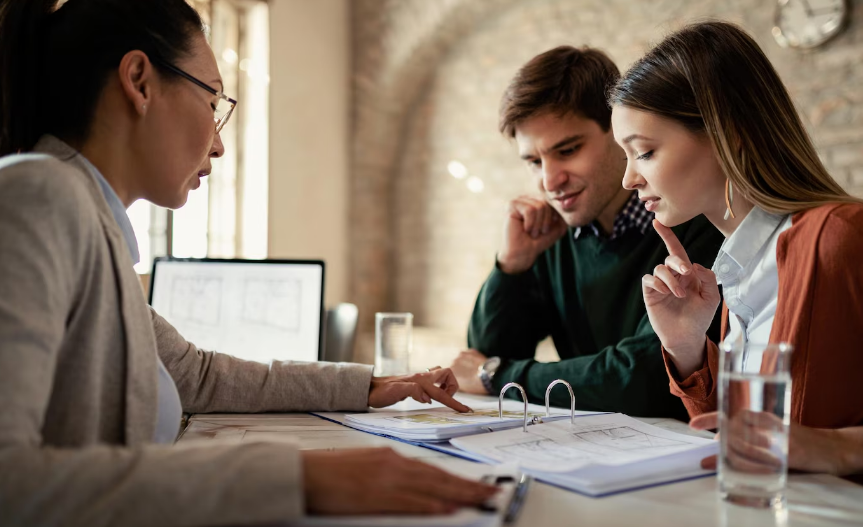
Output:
[450, 413, 718, 497]
[340, 403, 601, 442]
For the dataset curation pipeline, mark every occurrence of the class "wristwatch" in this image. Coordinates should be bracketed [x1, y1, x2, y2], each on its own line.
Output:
[478, 356, 503, 394]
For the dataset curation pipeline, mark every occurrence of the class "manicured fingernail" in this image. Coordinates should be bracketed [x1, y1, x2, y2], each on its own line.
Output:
[680, 265, 690, 274]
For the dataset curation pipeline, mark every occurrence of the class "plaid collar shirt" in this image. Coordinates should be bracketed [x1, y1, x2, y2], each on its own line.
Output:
[573, 191, 654, 241]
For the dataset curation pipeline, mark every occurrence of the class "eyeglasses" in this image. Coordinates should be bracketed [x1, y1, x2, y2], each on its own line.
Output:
[156, 61, 237, 134]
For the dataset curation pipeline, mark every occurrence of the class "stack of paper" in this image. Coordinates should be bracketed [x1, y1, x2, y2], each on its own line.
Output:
[341, 404, 602, 442]
[451, 413, 718, 497]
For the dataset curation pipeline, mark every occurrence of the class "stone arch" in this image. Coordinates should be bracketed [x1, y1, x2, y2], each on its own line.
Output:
[349, 0, 518, 335]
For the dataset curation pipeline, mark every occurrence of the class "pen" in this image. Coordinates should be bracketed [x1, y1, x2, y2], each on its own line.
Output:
[480, 474, 531, 524]
[504, 474, 531, 524]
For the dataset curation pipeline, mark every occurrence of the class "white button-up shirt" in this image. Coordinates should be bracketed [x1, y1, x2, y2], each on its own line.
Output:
[712, 207, 792, 373]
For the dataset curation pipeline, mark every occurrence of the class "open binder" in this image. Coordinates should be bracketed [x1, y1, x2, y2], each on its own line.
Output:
[448, 380, 718, 497]
[315, 380, 717, 497]
[338, 379, 602, 442]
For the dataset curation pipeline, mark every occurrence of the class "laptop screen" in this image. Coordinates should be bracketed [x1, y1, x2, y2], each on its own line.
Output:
[149, 258, 325, 363]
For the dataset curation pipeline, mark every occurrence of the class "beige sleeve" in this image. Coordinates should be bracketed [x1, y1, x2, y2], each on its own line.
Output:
[0, 161, 305, 527]
[151, 308, 374, 414]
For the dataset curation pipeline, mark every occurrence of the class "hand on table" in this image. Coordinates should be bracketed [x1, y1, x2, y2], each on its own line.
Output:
[643, 220, 721, 378]
[497, 196, 568, 275]
[449, 349, 490, 395]
[368, 367, 471, 413]
[690, 411, 850, 475]
[303, 447, 499, 515]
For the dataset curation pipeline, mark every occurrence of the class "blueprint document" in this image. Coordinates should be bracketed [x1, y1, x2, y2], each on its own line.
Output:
[450, 413, 717, 496]
[341, 403, 595, 442]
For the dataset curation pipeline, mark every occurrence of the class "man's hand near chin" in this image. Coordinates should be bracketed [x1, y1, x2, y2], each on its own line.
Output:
[449, 349, 490, 395]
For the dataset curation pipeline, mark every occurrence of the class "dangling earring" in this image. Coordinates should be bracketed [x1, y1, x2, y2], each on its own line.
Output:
[724, 179, 736, 220]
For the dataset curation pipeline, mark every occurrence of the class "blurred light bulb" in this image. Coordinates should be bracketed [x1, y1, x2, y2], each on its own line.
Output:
[466, 176, 485, 193]
[447, 160, 468, 179]
[222, 48, 239, 64]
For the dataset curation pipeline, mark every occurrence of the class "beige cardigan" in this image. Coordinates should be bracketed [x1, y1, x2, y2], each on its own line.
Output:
[0, 136, 374, 527]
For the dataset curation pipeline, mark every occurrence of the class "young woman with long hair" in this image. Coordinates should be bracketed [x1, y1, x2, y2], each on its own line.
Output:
[0, 1, 496, 524]
[609, 21, 863, 477]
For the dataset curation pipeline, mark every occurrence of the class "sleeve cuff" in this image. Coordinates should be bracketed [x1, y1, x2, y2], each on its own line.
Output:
[333, 363, 374, 411]
[662, 338, 716, 402]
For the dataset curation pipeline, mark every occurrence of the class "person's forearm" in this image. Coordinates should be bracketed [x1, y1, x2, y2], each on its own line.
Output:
[836, 426, 863, 475]
[468, 266, 551, 361]
[665, 339, 709, 380]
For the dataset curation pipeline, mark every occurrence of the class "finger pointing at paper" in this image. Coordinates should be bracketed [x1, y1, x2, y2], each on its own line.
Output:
[643, 220, 721, 378]
[368, 368, 472, 413]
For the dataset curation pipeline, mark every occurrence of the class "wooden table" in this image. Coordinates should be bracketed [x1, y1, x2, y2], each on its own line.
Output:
[178, 396, 863, 527]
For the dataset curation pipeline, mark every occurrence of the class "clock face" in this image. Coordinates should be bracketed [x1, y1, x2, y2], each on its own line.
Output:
[773, 0, 848, 49]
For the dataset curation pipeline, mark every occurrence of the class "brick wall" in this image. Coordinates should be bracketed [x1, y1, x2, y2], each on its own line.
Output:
[350, 0, 863, 363]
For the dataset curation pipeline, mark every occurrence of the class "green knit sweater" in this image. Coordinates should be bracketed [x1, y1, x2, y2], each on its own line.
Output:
[468, 214, 724, 420]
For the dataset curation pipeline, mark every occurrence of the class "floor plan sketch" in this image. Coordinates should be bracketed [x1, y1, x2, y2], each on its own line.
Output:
[470, 409, 544, 420]
[169, 276, 222, 326]
[575, 426, 687, 450]
[497, 438, 593, 464]
[241, 278, 302, 332]
[391, 414, 466, 425]
[494, 425, 689, 464]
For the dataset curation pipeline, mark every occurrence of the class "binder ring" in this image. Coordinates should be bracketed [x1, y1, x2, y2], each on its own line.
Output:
[498, 382, 529, 433]
[545, 379, 576, 425]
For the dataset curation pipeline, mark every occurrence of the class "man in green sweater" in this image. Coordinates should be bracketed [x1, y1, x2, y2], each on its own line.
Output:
[449, 46, 723, 420]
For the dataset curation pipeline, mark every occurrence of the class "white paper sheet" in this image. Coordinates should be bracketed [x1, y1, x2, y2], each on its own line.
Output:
[451, 413, 717, 474]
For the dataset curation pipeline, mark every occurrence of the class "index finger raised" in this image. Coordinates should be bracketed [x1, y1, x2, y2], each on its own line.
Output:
[653, 219, 692, 267]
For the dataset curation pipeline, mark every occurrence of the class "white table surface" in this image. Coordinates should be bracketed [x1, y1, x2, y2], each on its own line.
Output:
[178, 395, 863, 527]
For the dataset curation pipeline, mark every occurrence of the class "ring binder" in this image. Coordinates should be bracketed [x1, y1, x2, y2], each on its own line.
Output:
[499, 379, 577, 432]
[545, 379, 576, 424]
[498, 382, 530, 432]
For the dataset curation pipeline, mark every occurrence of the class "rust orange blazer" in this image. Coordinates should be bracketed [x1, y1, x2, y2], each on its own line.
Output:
[663, 203, 863, 429]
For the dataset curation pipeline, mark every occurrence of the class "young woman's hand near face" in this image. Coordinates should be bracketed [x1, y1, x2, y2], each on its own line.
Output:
[643, 220, 721, 378]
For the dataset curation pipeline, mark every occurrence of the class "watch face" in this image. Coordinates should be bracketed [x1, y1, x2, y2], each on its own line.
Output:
[484, 356, 502, 374]
[773, 0, 847, 49]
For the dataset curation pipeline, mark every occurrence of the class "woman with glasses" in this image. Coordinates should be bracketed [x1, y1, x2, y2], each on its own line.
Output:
[0, 1, 496, 525]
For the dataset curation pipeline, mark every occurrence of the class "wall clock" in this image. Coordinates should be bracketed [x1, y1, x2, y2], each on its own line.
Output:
[772, 0, 849, 49]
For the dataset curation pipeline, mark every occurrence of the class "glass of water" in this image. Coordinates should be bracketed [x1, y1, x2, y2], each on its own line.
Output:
[718, 341, 793, 509]
[374, 313, 413, 376]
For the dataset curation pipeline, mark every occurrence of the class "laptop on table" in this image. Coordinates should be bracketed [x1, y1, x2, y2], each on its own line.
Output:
[148, 257, 325, 363]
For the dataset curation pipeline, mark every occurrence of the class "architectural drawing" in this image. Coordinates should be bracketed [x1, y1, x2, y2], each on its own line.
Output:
[169, 276, 222, 326]
[497, 439, 593, 463]
[471, 409, 544, 420]
[494, 426, 688, 463]
[392, 414, 466, 425]
[389, 409, 544, 426]
[241, 278, 302, 332]
[575, 426, 686, 450]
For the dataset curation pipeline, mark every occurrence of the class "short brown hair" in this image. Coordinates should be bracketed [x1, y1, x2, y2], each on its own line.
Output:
[499, 46, 620, 138]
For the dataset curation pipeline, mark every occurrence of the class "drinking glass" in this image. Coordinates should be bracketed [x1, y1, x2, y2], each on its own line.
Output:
[718, 341, 793, 509]
[374, 313, 413, 376]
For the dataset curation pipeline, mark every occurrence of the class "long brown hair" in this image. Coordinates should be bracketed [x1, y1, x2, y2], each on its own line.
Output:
[608, 21, 858, 214]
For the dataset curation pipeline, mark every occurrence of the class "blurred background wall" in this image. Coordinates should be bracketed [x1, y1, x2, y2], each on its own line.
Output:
[343, 0, 863, 364]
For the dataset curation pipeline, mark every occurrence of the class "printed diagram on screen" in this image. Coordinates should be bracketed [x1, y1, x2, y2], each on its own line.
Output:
[241, 278, 302, 333]
[169, 276, 222, 326]
[495, 426, 688, 464]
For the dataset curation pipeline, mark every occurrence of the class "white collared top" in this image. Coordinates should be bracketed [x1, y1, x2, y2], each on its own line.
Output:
[712, 207, 792, 373]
